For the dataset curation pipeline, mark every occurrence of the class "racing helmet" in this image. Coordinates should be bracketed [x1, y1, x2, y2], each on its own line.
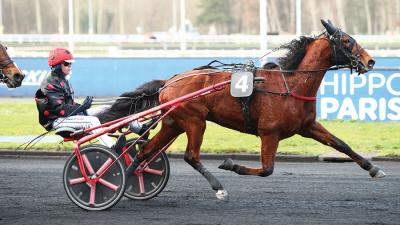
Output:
[48, 48, 75, 67]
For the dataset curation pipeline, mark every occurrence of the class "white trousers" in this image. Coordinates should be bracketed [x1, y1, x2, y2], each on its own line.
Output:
[87, 105, 144, 133]
[52, 105, 144, 147]
[52, 115, 115, 147]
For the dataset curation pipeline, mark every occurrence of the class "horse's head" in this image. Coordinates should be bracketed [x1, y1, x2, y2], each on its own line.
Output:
[0, 44, 25, 88]
[321, 19, 375, 74]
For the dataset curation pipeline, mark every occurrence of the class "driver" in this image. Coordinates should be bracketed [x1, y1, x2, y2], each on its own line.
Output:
[34, 48, 150, 149]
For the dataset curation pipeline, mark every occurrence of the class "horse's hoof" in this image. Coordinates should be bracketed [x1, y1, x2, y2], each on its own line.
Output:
[216, 189, 229, 201]
[218, 158, 234, 170]
[369, 165, 386, 178]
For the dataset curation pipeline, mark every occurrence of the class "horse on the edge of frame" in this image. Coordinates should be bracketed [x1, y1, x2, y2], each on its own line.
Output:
[97, 20, 384, 201]
[0, 43, 25, 88]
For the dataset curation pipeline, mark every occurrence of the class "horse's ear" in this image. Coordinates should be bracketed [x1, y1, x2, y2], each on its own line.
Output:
[321, 19, 337, 35]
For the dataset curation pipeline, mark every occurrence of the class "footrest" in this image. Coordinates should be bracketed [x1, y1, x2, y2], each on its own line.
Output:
[113, 135, 126, 155]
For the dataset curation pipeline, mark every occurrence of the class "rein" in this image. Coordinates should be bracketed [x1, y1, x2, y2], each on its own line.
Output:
[161, 62, 349, 102]
[161, 71, 222, 90]
[162, 32, 358, 102]
[91, 96, 139, 105]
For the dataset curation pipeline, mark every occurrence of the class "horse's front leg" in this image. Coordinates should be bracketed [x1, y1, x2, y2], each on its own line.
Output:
[125, 121, 183, 176]
[183, 118, 228, 201]
[299, 121, 386, 178]
[219, 133, 279, 177]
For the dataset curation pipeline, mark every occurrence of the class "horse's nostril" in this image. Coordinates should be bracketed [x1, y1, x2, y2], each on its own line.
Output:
[368, 59, 375, 69]
[15, 73, 25, 82]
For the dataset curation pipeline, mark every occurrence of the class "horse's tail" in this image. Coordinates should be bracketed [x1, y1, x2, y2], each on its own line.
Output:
[96, 80, 165, 123]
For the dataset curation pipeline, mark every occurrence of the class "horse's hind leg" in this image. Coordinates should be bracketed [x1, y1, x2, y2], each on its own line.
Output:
[219, 133, 279, 177]
[183, 118, 228, 201]
[299, 121, 386, 178]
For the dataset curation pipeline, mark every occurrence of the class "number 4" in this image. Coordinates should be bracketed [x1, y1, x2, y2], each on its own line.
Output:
[230, 71, 253, 97]
[235, 75, 248, 92]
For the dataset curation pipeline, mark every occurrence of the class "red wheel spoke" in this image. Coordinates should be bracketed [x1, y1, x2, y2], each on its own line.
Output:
[95, 158, 113, 176]
[124, 154, 132, 167]
[143, 168, 164, 176]
[98, 178, 120, 192]
[89, 183, 96, 206]
[69, 177, 86, 185]
[138, 173, 145, 194]
[82, 154, 95, 174]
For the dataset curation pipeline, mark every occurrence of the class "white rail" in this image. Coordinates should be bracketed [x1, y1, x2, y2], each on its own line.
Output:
[2, 34, 399, 44]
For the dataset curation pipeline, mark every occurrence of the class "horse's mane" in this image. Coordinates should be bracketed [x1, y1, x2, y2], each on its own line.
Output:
[278, 36, 317, 71]
[96, 80, 165, 123]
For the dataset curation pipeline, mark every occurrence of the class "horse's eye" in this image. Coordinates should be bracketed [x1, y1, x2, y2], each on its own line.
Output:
[343, 39, 350, 44]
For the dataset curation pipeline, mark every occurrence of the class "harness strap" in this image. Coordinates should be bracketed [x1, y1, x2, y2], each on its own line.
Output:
[238, 67, 258, 134]
[254, 88, 316, 101]
[254, 87, 289, 96]
[289, 92, 317, 101]
[239, 96, 256, 134]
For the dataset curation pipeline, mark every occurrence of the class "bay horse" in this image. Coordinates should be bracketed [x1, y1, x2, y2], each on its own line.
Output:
[0, 43, 25, 88]
[98, 20, 384, 201]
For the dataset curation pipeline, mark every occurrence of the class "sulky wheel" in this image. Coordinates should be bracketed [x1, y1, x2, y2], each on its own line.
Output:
[122, 138, 170, 200]
[63, 145, 126, 211]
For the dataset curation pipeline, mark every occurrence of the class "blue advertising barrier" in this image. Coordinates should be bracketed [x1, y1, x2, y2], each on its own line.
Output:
[317, 58, 400, 121]
[0, 57, 399, 121]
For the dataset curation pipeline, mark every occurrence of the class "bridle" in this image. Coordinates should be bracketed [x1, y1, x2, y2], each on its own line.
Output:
[0, 45, 14, 84]
[254, 31, 368, 100]
[327, 30, 365, 74]
[0, 56, 14, 84]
